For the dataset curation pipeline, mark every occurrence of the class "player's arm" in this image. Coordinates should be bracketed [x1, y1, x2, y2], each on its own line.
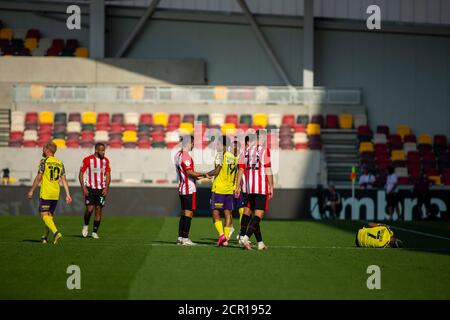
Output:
[27, 172, 43, 199]
[234, 167, 244, 198]
[264, 149, 274, 199]
[60, 171, 72, 205]
[206, 163, 222, 177]
[265, 167, 274, 199]
[186, 170, 207, 179]
[79, 158, 89, 197]
[102, 160, 111, 197]
[102, 171, 111, 197]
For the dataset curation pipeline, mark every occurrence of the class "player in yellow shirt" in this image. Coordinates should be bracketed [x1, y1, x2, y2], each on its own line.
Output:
[207, 136, 238, 247]
[27, 141, 72, 244]
[355, 222, 403, 248]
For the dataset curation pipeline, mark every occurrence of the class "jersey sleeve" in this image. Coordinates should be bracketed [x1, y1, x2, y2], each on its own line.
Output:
[181, 153, 194, 171]
[38, 158, 46, 174]
[263, 148, 271, 168]
[80, 157, 89, 173]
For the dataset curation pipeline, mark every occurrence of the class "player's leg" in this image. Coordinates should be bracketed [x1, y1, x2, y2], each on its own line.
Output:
[242, 195, 268, 250]
[178, 193, 196, 245]
[238, 193, 251, 240]
[223, 209, 233, 246]
[92, 205, 102, 239]
[39, 199, 61, 244]
[82, 204, 94, 238]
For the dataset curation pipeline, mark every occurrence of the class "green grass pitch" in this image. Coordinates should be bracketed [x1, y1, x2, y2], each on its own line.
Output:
[0, 216, 449, 299]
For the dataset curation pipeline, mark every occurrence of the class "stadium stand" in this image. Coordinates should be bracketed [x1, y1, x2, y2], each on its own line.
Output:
[0, 21, 88, 57]
[357, 122, 450, 186]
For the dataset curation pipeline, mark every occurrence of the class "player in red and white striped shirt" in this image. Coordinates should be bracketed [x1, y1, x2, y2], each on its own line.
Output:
[79, 143, 111, 239]
[235, 130, 273, 250]
[174, 135, 209, 246]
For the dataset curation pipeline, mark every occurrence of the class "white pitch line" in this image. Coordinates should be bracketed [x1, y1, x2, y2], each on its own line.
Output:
[0, 241, 448, 251]
[361, 220, 450, 241]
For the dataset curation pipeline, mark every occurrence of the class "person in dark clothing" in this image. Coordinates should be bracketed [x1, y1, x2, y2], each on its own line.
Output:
[414, 174, 432, 220]
[2, 168, 10, 186]
[324, 184, 342, 219]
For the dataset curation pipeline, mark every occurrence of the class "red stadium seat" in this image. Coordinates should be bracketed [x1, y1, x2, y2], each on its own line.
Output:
[26, 29, 41, 39]
[139, 113, 153, 125]
[66, 139, 80, 148]
[23, 140, 37, 148]
[182, 114, 195, 124]
[225, 114, 238, 125]
[388, 134, 403, 150]
[292, 124, 306, 133]
[282, 114, 295, 126]
[168, 114, 181, 126]
[325, 115, 338, 129]
[137, 140, 151, 149]
[111, 113, 124, 124]
[97, 113, 110, 125]
[68, 113, 81, 122]
[403, 134, 417, 143]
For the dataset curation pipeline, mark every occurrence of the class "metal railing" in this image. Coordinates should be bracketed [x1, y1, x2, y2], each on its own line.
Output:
[13, 85, 362, 105]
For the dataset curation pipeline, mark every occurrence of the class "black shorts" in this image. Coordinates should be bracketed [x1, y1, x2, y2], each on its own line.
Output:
[247, 194, 269, 211]
[85, 188, 106, 207]
[179, 193, 197, 211]
[386, 192, 397, 207]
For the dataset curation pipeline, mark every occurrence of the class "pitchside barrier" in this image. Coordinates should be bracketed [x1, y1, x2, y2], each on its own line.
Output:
[1, 186, 448, 221]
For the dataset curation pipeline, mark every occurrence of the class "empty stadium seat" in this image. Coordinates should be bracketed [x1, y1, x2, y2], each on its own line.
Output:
[325, 115, 339, 129]
[391, 150, 405, 161]
[339, 114, 353, 129]
[359, 142, 374, 153]
[403, 134, 417, 143]
[68, 112, 81, 123]
[282, 114, 295, 126]
[210, 113, 225, 126]
[26, 29, 41, 39]
[293, 132, 308, 145]
[397, 125, 411, 139]
[125, 112, 139, 125]
[139, 113, 153, 125]
[376, 125, 389, 136]
[23, 130, 38, 142]
[296, 114, 309, 125]
[221, 123, 236, 135]
[418, 134, 432, 146]
[253, 113, 267, 128]
[373, 134, 387, 145]
[306, 123, 321, 135]
[353, 114, 367, 128]
[52, 138, 66, 149]
[94, 131, 109, 142]
[67, 121, 81, 133]
[39, 111, 53, 124]
[153, 112, 168, 127]
[311, 115, 324, 127]
[388, 134, 403, 150]
[0, 28, 12, 41]
[74, 47, 89, 57]
[268, 114, 282, 127]
[179, 122, 194, 134]
[82, 112, 96, 125]
[24, 38, 38, 50]
[357, 125, 372, 142]
[404, 142, 417, 153]
[197, 114, 209, 126]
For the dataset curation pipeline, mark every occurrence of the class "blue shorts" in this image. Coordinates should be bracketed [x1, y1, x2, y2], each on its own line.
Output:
[233, 193, 247, 210]
[39, 199, 58, 214]
[211, 193, 234, 211]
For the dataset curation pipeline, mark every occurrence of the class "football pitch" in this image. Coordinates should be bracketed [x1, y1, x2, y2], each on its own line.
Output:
[0, 216, 449, 300]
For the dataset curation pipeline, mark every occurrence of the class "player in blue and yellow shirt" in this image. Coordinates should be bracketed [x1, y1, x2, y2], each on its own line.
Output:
[27, 141, 72, 244]
[356, 223, 403, 248]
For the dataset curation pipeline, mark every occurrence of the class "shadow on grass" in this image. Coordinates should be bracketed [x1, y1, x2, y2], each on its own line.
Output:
[151, 240, 243, 250]
[22, 239, 41, 243]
